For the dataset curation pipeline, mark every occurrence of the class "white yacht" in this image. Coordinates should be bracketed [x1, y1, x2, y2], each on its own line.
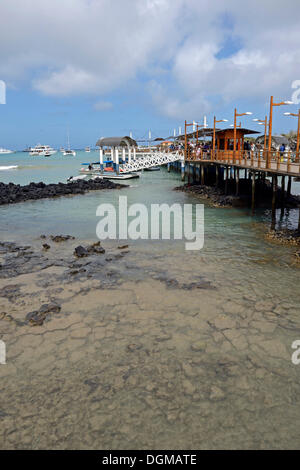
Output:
[63, 149, 76, 156]
[29, 145, 57, 156]
[0, 148, 14, 154]
[63, 130, 76, 156]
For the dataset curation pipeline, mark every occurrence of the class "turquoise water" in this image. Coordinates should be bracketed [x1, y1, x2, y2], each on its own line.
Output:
[0, 151, 299, 240]
[1, 152, 300, 449]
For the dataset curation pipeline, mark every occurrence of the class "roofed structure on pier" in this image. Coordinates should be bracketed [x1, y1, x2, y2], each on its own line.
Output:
[214, 127, 260, 150]
[96, 136, 137, 147]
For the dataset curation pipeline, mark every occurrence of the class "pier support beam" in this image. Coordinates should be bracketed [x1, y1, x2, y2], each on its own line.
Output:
[115, 148, 119, 174]
[201, 165, 205, 185]
[215, 165, 219, 187]
[225, 167, 228, 195]
[251, 171, 256, 214]
[287, 176, 292, 198]
[271, 175, 277, 230]
[100, 148, 104, 172]
[298, 206, 300, 232]
[281, 176, 285, 207]
[181, 161, 185, 181]
[167, 163, 170, 173]
[236, 169, 239, 196]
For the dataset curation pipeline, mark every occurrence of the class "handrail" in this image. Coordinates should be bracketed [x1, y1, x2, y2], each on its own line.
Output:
[184, 149, 300, 174]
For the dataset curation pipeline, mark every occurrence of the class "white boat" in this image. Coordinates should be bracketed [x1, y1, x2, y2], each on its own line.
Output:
[63, 129, 76, 156]
[85, 146, 91, 153]
[29, 145, 57, 156]
[63, 149, 76, 156]
[0, 148, 14, 154]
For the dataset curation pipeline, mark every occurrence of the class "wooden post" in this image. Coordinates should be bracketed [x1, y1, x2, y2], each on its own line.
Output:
[251, 171, 255, 213]
[286, 176, 292, 199]
[271, 175, 277, 230]
[201, 164, 205, 185]
[281, 176, 285, 207]
[236, 168, 239, 196]
[215, 165, 219, 187]
[225, 166, 228, 195]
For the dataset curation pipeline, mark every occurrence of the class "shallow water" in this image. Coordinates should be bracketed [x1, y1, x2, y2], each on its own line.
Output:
[0, 153, 300, 449]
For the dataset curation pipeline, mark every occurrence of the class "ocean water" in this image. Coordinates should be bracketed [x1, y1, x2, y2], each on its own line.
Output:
[0, 151, 300, 241]
[1, 151, 300, 449]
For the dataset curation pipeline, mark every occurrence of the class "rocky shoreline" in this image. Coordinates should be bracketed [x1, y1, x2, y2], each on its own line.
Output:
[265, 229, 300, 261]
[174, 179, 300, 209]
[0, 178, 126, 206]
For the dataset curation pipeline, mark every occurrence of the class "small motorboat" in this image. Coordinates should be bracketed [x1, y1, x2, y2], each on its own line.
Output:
[85, 146, 91, 153]
[67, 174, 88, 182]
[144, 166, 160, 171]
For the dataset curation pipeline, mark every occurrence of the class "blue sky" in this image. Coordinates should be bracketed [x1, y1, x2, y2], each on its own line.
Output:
[0, 0, 299, 149]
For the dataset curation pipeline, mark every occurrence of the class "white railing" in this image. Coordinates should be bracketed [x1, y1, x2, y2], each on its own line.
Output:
[121, 151, 183, 173]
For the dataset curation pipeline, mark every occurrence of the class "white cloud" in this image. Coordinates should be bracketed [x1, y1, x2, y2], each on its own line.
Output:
[0, 0, 300, 119]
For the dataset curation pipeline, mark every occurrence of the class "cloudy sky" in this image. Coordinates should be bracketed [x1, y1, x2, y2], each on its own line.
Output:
[0, 0, 299, 148]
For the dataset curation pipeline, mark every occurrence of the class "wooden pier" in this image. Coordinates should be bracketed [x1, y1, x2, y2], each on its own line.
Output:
[175, 125, 300, 230]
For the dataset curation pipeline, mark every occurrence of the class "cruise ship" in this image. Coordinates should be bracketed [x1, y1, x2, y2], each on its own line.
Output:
[29, 145, 57, 156]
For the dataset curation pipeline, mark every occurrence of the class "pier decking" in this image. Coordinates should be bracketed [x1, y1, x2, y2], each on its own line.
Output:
[185, 149, 300, 178]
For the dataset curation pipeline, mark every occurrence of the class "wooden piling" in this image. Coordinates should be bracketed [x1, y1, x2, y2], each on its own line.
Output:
[281, 176, 285, 206]
[287, 176, 292, 198]
[236, 169, 239, 196]
[201, 165, 205, 185]
[251, 171, 255, 213]
[271, 175, 277, 230]
[215, 165, 219, 187]
[225, 166, 228, 195]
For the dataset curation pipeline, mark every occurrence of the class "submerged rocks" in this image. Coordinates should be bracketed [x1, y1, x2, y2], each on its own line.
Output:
[0, 179, 126, 206]
[74, 242, 105, 258]
[265, 229, 300, 246]
[74, 246, 89, 258]
[50, 235, 75, 243]
[26, 302, 61, 326]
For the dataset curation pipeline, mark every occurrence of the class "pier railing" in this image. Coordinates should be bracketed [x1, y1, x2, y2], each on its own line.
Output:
[185, 148, 300, 176]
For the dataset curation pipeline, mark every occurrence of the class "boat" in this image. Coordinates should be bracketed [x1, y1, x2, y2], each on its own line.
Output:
[144, 166, 160, 171]
[85, 146, 91, 153]
[29, 145, 57, 156]
[63, 130, 76, 156]
[0, 148, 14, 154]
[63, 149, 76, 156]
[60, 147, 65, 153]
[102, 173, 139, 180]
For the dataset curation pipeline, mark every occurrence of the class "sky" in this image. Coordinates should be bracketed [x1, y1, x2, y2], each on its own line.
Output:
[0, 0, 300, 149]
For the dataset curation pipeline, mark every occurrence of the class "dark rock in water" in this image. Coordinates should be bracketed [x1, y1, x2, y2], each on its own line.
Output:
[0, 179, 126, 206]
[42, 244, 50, 250]
[74, 245, 89, 258]
[50, 235, 75, 243]
[26, 302, 61, 326]
[74, 242, 105, 258]
[87, 241, 105, 255]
